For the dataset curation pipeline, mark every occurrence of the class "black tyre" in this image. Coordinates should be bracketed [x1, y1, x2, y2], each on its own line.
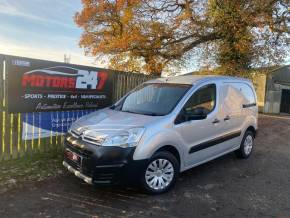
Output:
[140, 151, 180, 194]
[235, 130, 255, 159]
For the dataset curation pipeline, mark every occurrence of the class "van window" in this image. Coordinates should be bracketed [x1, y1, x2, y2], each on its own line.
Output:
[230, 83, 256, 105]
[183, 84, 216, 115]
[114, 83, 191, 116]
[239, 84, 256, 104]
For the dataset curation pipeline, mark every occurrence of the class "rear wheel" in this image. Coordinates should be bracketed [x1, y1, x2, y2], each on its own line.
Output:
[141, 151, 179, 194]
[235, 130, 254, 159]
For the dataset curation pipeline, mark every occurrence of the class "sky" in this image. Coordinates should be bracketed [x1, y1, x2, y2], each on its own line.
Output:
[0, 0, 101, 67]
[0, 0, 288, 73]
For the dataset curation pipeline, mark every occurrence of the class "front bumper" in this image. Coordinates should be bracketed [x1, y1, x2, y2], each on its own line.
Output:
[63, 133, 148, 185]
[63, 161, 93, 184]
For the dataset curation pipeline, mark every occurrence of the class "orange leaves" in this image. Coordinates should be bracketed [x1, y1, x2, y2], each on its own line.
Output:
[121, 8, 134, 25]
[76, 0, 208, 74]
[115, 0, 141, 10]
[75, 7, 97, 27]
[75, 0, 289, 75]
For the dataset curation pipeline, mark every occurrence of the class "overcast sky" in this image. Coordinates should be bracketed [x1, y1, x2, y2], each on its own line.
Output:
[0, 0, 102, 67]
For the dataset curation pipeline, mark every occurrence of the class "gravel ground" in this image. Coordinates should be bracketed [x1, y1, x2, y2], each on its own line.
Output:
[0, 114, 290, 218]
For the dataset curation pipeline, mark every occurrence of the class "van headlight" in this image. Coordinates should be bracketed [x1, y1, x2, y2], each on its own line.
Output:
[83, 128, 145, 148]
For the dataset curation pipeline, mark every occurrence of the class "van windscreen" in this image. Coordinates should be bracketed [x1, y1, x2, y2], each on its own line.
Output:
[113, 83, 191, 116]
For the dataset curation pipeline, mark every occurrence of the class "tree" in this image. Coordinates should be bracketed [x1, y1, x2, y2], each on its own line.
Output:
[75, 0, 289, 76]
[208, 0, 290, 76]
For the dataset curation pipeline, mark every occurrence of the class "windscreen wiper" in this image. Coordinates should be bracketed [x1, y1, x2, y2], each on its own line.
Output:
[121, 110, 161, 116]
[121, 110, 139, 114]
[141, 112, 161, 116]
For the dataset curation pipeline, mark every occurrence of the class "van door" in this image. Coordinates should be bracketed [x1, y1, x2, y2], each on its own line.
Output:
[174, 83, 229, 168]
[219, 83, 244, 149]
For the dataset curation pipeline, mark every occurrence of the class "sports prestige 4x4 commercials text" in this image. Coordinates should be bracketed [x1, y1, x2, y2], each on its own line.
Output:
[7, 57, 113, 113]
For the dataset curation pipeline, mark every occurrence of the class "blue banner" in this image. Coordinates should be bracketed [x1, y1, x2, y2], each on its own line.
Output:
[22, 110, 96, 140]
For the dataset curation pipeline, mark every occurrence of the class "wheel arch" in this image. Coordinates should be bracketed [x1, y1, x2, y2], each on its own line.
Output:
[245, 126, 257, 138]
[155, 145, 181, 165]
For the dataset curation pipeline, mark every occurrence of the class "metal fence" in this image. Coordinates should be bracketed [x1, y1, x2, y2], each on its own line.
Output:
[0, 58, 155, 161]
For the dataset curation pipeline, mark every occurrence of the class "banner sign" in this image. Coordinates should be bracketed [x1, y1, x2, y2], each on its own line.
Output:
[6, 55, 113, 113]
[22, 110, 95, 140]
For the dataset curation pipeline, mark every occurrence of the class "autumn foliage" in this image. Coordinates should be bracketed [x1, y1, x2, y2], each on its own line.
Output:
[75, 0, 289, 76]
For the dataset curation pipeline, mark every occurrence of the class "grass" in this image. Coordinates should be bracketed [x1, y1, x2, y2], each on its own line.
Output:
[0, 150, 64, 193]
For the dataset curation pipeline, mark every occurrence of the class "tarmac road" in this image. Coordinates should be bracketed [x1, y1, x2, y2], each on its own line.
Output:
[0, 114, 290, 218]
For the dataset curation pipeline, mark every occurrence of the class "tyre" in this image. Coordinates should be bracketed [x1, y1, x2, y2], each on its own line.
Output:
[140, 151, 180, 194]
[235, 130, 255, 159]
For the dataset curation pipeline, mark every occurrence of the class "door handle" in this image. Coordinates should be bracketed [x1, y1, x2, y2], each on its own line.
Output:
[224, 115, 231, 121]
[212, 118, 220, 124]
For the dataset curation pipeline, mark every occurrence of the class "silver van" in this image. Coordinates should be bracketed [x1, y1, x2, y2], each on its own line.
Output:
[63, 75, 258, 194]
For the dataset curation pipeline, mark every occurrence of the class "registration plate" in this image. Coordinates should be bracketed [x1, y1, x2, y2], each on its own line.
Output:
[65, 149, 82, 165]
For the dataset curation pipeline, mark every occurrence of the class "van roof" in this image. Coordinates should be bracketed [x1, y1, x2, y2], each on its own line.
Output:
[146, 75, 251, 85]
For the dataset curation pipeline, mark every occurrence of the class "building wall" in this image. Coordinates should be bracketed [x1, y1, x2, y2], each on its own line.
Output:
[264, 81, 282, 114]
[264, 66, 290, 114]
[252, 73, 267, 112]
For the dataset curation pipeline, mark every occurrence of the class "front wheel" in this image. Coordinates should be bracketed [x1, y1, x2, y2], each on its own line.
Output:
[140, 151, 179, 194]
[235, 131, 255, 159]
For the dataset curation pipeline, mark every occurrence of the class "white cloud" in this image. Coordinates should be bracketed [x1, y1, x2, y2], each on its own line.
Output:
[0, 22, 77, 43]
[0, 0, 78, 28]
[0, 0, 112, 70]
[0, 0, 98, 67]
[0, 36, 106, 67]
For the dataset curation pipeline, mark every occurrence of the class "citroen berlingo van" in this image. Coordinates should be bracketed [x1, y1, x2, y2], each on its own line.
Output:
[63, 75, 258, 194]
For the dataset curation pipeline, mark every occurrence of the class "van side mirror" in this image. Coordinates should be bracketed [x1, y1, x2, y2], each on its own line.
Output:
[184, 107, 207, 121]
[175, 107, 207, 124]
[186, 113, 207, 121]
